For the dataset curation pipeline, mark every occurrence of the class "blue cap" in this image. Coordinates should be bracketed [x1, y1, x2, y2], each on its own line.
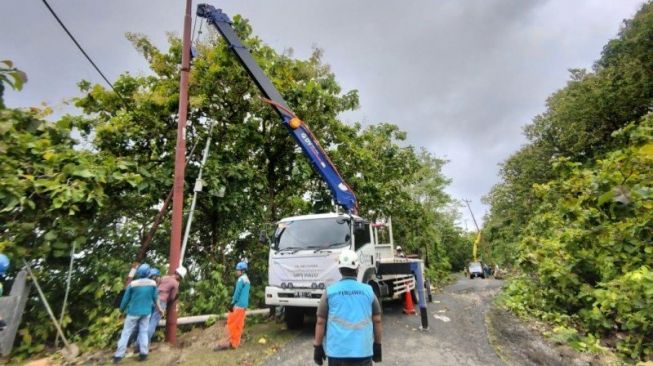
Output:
[136, 263, 150, 278]
[148, 268, 161, 278]
[0, 254, 9, 275]
[236, 261, 248, 271]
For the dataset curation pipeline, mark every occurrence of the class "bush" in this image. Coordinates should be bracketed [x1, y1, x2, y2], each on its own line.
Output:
[505, 116, 653, 361]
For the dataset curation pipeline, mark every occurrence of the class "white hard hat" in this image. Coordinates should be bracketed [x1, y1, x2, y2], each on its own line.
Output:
[175, 266, 187, 279]
[396, 246, 403, 251]
[338, 249, 360, 269]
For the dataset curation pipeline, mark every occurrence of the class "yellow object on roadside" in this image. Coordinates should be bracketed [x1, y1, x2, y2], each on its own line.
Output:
[473, 232, 481, 261]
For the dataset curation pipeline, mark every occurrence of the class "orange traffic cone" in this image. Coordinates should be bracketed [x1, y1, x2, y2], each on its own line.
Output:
[402, 290, 416, 315]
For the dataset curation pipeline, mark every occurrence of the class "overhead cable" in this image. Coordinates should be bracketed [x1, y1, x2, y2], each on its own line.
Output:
[41, 0, 126, 102]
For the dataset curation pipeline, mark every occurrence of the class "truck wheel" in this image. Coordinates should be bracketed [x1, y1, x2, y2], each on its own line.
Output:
[368, 281, 381, 301]
[284, 306, 304, 330]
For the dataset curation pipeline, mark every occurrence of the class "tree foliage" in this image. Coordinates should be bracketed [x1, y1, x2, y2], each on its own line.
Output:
[1, 17, 464, 358]
[485, 2, 653, 361]
[0, 60, 27, 109]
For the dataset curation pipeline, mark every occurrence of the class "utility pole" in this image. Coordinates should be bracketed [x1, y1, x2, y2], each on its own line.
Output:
[463, 199, 481, 261]
[463, 199, 480, 232]
[166, 0, 193, 345]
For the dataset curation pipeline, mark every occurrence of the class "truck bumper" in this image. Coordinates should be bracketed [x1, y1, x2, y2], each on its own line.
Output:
[265, 286, 322, 307]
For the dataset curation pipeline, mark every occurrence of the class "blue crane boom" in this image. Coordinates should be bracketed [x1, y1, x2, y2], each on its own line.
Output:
[197, 4, 358, 213]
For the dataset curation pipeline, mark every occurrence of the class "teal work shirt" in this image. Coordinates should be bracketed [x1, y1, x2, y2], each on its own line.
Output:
[120, 278, 158, 316]
[231, 273, 250, 308]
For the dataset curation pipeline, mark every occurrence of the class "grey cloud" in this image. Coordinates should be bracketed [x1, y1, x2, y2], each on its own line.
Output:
[2, 0, 645, 227]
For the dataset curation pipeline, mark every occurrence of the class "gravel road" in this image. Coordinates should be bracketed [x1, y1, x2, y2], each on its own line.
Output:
[263, 274, 505, 366]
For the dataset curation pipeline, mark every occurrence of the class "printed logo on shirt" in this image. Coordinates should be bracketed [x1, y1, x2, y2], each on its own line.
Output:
[130, 278, 157, 287]
[335, 290, 364, 296]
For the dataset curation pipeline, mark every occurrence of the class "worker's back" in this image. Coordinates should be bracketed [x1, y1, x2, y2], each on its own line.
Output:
[325, 278, 375, 358]
[121, 278, 157, 316]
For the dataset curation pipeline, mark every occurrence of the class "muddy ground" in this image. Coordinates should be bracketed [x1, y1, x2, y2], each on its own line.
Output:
[25, 274, 621, 366]
[265, 274, 505, 366]
[487, 298, 622, 366]
[66, 319, 297, 366]
[264, 274, 620, 366]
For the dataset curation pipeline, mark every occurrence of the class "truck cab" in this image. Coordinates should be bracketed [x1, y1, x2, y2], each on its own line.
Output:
[265, 213, 376, 327]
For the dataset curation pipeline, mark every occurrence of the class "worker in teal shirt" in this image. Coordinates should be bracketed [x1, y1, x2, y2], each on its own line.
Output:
[215, 261, 250, 350]
[113, 263, 163, 363]
[231, 261, 250, 308]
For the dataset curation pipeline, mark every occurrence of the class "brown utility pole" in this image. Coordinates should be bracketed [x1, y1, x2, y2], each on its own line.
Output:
[463, 199, 480, 231]
[166, 0, 193, 345]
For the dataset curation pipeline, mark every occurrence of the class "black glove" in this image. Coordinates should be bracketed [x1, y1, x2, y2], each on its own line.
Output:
[373, 342, 382, 362]
[228, 303, 234, 312]
[0, 319, 6, 331]
[313, 344, 326, 365]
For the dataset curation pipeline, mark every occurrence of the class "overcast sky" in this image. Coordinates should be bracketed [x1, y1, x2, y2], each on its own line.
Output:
[2, 0, 645, 229]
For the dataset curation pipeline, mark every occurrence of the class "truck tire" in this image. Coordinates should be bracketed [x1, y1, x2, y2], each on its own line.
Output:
[368, 281, 381, 300]
[284, 306, 304, 330]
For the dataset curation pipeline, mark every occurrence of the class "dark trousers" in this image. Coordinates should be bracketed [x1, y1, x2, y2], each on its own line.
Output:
[328, 357, 373, 366]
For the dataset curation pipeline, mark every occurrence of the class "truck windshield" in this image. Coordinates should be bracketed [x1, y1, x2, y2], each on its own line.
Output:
[275, 218, 350, 251]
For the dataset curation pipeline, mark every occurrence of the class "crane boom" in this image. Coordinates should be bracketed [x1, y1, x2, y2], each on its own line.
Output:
[197, 4, 358, 213]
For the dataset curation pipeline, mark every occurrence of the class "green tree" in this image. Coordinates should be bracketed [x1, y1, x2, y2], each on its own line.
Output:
[2, 15, 466, 358]
[486, 2, 653, 360]
[0, 60, 27, 109]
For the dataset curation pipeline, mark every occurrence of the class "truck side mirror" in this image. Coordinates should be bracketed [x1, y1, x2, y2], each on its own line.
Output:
[354, 221, 367, 231]
[258, 231, 268, 244]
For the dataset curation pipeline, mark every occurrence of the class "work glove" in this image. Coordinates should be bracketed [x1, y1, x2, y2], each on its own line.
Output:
[313, 344, 326, 365]
[373, 342, 382, 362]
[228, 303, 234, 313]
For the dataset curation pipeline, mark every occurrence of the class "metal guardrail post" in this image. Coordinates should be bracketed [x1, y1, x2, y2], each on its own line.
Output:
[0, 269, 30, 356]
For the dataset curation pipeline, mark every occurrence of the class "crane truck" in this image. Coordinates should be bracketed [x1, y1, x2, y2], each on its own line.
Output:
[198, 4, 430, 330]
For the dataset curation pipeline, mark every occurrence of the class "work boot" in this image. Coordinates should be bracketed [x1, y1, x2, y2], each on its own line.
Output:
[112, 356, 122, 364]
[212, 344, 230, 352]
[138, 354, 148, 361]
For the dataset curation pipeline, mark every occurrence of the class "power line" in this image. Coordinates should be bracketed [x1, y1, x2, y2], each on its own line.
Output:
[40, 0, 125, 102]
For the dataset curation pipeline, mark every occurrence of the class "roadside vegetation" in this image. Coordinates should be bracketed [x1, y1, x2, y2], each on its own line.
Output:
[483, 2, 653, 362]
[0, 15, 468, 361]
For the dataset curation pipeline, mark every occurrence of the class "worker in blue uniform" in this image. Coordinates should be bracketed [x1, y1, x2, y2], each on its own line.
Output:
[313, 249, 383, 365]
[113, 263, 162, 363]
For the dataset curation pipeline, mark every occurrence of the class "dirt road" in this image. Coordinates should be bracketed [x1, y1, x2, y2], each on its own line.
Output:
[263, 274, 505, 366]
[83, 274, 609, 365]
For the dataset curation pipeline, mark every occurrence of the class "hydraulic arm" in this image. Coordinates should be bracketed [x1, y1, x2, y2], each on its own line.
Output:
[197, 4, 357, 213]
